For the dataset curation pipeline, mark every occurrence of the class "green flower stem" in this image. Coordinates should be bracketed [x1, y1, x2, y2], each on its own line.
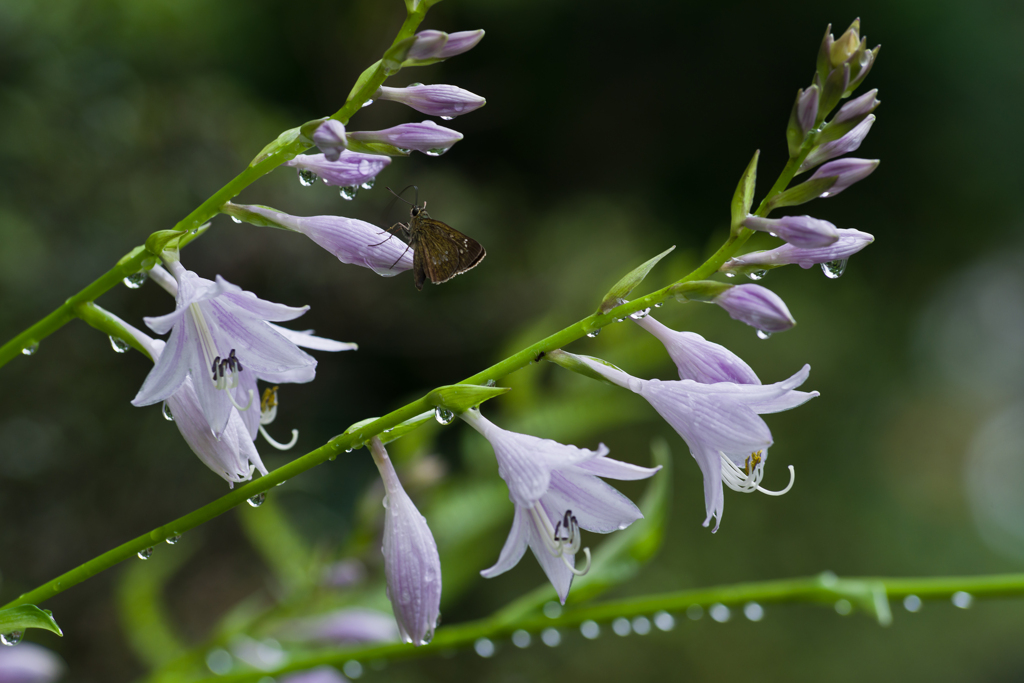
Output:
[0, 3, 432, 373]
[196, 571, 1024, 682]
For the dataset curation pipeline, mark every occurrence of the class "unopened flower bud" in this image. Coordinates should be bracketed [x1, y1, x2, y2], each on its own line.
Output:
[832, 89, 879, 126]
[743, 215, 840, 249]
[407, 30, 449, 60]
[713, 285, 796, 334]
[809, 158, 879, 196]
[311, 120, 347, 162]
[800, 114, 874, 172]
[437, 30, 485, 58]
[284, 151, 390, 188]
[720, 228, 874, 272]
[830, 19, 862, 68]
[787, 86, 819, 156]
[348, 121, 463, 155]
[375, 84, 485, 119]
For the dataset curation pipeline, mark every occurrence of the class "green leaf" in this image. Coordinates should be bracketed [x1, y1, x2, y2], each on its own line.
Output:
[428, 384, 511, 414]
[766, 176, 837, 210]
[144, 229, 188, 256]
[0, 605, 63, 637]
[730, 150, 759, 235]
[545, 350, 626, 386]
[597, 246, 676, 314]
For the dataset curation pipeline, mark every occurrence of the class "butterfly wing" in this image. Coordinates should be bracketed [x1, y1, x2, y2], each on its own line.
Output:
[413, 217, 486, 286]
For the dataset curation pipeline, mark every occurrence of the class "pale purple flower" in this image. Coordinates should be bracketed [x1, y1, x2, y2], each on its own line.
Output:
[572, 354, 817, 531]
[743, 215, 839, 249]
[235, 204, 414, 277]
[280, 666, 348, 683]
[721, 229, 874, 273]
[408, 30, 450, 60]
[348, 121, 463, 155]
[800, 115, 875, 172]
[285, 608, 400, 645]
[312, 120, 347, 161]
[460, 409, 660, 604]
[713, 284, 796, 334]
[436, 30, 485, 58]
[810, 158, 879, 196]
[796, 86, 819, 135]
[831, 89, 879, 126]
[633, 315, 760, 385]
[375, 84, 485, 119]
[132, 261, 317, 438]
[368, 437, 441, 646]
[284, 152, 390, 188]
[0, 642, 65, 683]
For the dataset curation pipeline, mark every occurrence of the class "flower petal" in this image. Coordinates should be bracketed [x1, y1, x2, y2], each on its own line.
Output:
[527, 502, 576, 604]
[132, 320, 190, 406]
[545, 470, 644, 534]
[267, 323, 359, 352]
[216, 275, 310, 322]
[570, 455, 661, 481]
[480, 505, 530, 578]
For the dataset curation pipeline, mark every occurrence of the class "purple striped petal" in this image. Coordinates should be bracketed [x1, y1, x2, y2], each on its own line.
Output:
[480, 505, 530, 578]
[633, 315, 761, 384]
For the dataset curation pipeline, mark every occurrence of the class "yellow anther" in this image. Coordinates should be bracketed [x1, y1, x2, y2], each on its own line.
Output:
[745, 450, 763, 476]
[260, 386, 279, 413]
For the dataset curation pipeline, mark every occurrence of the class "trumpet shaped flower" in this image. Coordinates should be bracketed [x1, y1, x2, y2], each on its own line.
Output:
[284, 151, 390, 188]
[633, 315, 760, 385]
[721, 229, 874, 273]
[460, 409, 660, 603]
[132, 261, 319, 438]
[571, 353, 817, 532]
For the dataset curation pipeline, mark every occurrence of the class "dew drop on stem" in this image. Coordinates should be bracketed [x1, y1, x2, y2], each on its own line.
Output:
[586, 329, 601, 338]
[138, 547, 154, 560]
[248, 492, 266, 508]
[109, 336, 130, 353]
[230, 216, 242, 224]
[434, 407, 454, 425]
[21, 342, 39, 356]
[123, 271, 147, 289]
[747, 269, 767, 281]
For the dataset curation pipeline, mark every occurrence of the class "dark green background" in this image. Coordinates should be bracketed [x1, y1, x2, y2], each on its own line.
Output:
[2, 0, 1024, 681]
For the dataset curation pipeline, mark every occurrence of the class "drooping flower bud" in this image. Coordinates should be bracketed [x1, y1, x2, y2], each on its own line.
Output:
[311, 120, 347, 162]
[743, 215, 840, 249]
[809, 158, 879, 196]
[368, 437, 442, 646]
[720, 229, 874, 273]
[437, 30, 485, 58]
[799, 115, 874, 172]
[0, 642, 65, 683]
[407, 30, 449, 60]
[787, 86, 820, 156]
[712, 285, 796, 334]
[348, 121, 463, 155]
[375, 84, 486, 119]
[829, 19, 862, 68]
[633, 315, 761, 385]
[284, 151, 390, 189]
[831, 89, 880, 127]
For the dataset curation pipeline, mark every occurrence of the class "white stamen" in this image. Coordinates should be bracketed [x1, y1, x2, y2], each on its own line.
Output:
[527, 504, 591, 576]
[228, 389, 255, 412]
[260, 425, 299, 450]
[189, 302, 219, 371]
[719, 452, 795, 496]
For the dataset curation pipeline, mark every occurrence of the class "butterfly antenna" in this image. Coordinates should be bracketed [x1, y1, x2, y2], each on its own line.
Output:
[386, 185, 416, 206]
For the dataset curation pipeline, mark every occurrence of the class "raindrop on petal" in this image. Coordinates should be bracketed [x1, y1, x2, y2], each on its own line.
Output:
[821, 258, 848, 279]
[746, 269, 767, 281]
[339, 185, 359, 201]
[247, 492, 266, 508]
[162, 403, 174, 421]
[724, 272, 736, 278]
[361, 99, 374, 108]
[543, 601, 562, 619]
[123, 271, 147, 289]
[756, 330, 772, 340]
[361, 178, 376, 190]
[439, 115, 454, 121]
[425, 147, 450, 157]
[230, 216, 242, 224]
[138, 547, 154, 560]
[297, 169, 318, 187]
[110, 336, 130, 353]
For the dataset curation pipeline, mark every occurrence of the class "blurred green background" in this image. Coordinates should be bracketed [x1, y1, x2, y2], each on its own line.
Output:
[3, 0, 1024, 681]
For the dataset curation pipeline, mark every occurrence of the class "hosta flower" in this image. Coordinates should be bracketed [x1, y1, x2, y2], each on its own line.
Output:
[720, 229, 874, 273]
[0, 642, 65, 683]
[800, 115, 875, 171]
[831, 89, 880, 126]
[311, 120, 347, 161]
[743, 215, 839, 249]
[368, 437, 441, 646]
[132, 260, 319, 438]
[571, 353, 817, 531]
[348, 121, 463, 155]
[713, 284, 796, 334]
[408, 29, 485, 60]
[375, 84, 486, 119]
[230, 204, 414, 277]
[460, 408, 660, 604]
[284, 151, 390, 188]
[810, 158, 879, 196]
[633, 315, 760, 385]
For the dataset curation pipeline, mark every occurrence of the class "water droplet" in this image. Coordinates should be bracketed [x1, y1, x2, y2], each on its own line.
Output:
[21, 342, 39, 356]
[0, 631, 23, 647]
[396, 148, 411, 155]
[653, 302, 664, 308]
[361, 99, 374, 108]
[819, 191, 832, 198]
[632, 616, 651, 635]
[440, 115, 454, 121]
[408, 82, 424, 87]
[686, 604, 703, 620]
[543, 601, 562, 619]
[709, 603, 730, 623]
[586, 329, 601, 338]
[951, 591, 973, 609]
[123, 271, 147, 289]
[818, 570, 838, 587]
[580, 620, 601, 639]
[434, 407, 454, 425]
[435, 612, 442, 628]
[162, 403, 174, 421]
[744, 602, 764, 622]
[343, 661, 363, 679]
[611, 617, 631, 636]
[206, 648, 233, 675]
[629, 308, 650, 320]
[417, 629, 434, 646]
[138, 547, 154, 560]
[345, 448, 353, 453]
[425, 147, 450, 157]
[230, 216, 242, 224]
[297, 169, 318, 187]
[724, 272, 736, 278]
[511, 629, 531, 648]
[474, 637, 495, 658]
[903, 594, 922, 612]
[821, 258, 848, 279]
[361, 178, 376, 190]
[756, 329, 772, 340]
[109, 336, 130, 353]
[339, 185, 359, 201]
[746, 269, 767, 281]
[248, 492, 266, 508]
[485, 379, 497, 387]
[541, 628, 561, 647]
[166, 534, 181, 545]
[834, 599, 852, 615]
[653, 611, 675, 631]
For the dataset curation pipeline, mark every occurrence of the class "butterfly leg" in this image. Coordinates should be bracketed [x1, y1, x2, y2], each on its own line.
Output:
[367, 222, 407, 248]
